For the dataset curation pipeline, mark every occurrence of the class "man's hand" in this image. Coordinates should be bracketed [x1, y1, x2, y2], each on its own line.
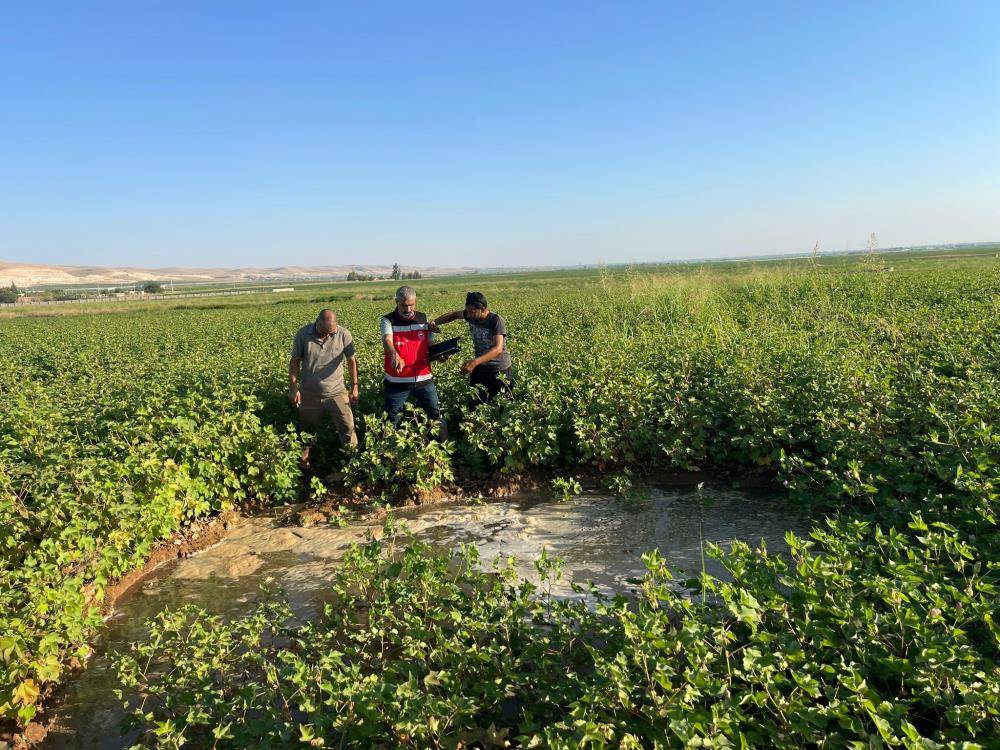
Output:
[428, 321, 441, 333]
[288, 387, 301, 407]
[461, 360, 477, 375]
[391, 351, 405, 373]
[349, 386, 359, 406]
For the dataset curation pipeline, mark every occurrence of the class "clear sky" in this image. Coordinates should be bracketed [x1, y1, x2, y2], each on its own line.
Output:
[2, 1, 998, 269]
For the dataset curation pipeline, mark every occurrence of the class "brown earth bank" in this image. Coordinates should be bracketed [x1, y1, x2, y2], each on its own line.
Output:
[2, 466, 778, 748]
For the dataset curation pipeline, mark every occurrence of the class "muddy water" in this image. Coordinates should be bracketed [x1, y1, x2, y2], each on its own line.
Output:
[44, 484, 808, 748]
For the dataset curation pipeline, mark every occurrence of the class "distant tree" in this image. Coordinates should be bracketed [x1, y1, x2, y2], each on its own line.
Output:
[143, 281, 164, 293]
[391, 263, 401, 280]
[402, 271, 423, 280]
[0, 283, 19, 304]
[347, 271, 359, 281]
[44, 288, 81, 301]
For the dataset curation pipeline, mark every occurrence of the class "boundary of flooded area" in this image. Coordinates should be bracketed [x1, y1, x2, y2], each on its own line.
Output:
[98, 511, 242, 614]
[2, 512, 245, 749]
[11, 466, 778, 747]
[4, 511, 260, 748]
[105, 467, 776, 616]
[283, 466, 778, 525]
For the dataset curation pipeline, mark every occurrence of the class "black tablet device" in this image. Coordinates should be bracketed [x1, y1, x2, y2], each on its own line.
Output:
[428, 337, 460, 362]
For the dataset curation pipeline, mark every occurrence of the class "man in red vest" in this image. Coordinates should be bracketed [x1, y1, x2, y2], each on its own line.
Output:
[381, 285, 447, 437]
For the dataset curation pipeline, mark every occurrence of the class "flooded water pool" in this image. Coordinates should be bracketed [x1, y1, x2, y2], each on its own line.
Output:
[405, 486, 802, 592]
[43, 483, 810, 748]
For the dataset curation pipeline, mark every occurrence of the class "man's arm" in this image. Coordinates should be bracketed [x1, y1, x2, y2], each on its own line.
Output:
[462, 334, 505, 374]
[347, 355, 359, 405]
[288, 356, 302, 406]
[430, 310, 463, 330]
[382, 333, 405, 373]
[380, 316, 405, 373]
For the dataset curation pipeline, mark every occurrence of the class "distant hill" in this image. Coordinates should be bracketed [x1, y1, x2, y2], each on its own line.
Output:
[0, 261, 476, 288]
[4, 242, 996, 288]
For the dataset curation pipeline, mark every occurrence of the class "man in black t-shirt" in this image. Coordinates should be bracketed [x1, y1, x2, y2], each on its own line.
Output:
[432, 291, 514, 405]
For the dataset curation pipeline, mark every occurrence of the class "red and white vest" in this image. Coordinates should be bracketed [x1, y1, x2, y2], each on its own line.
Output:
[382, 310, 433, 384]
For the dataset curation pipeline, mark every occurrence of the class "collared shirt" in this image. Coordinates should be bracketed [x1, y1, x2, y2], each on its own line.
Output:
[291, 323, 356, 396]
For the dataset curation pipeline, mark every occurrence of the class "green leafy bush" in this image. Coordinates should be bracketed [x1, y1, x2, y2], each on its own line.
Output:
[551, 475, 582, 501]
[343, 410, 455, 499]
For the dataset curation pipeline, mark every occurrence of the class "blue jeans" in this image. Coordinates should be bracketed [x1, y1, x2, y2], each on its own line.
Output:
[383, 380, 441, 427]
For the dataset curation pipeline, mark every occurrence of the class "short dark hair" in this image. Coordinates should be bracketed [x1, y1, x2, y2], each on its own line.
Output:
[465, 291, 488, 309]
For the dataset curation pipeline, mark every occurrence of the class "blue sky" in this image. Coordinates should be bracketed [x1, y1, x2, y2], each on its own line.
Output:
[1, 1, 998, 268]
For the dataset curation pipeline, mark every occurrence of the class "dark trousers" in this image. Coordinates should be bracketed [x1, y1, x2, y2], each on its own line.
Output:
[469, 366, 515, 406]
[383, 379, 441, 427]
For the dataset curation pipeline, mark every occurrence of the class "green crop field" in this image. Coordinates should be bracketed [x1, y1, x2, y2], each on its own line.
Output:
[1, 252, 998, 746]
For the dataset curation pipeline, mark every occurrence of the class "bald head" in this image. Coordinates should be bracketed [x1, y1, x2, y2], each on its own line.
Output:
[316, 309, 337, 336]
